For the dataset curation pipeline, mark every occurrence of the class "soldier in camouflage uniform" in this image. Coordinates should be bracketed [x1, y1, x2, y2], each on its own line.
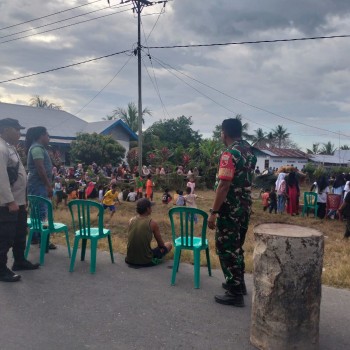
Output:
[208, 118, 256, 307]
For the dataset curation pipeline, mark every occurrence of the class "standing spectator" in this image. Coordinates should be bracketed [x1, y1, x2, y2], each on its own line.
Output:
[275, 173, 287, 214]
[184, 187, 202, 223]
[311, 175, 330, 219]
[338, 191, 350, 239]
[134, 172, 144, 199]
[145, 174, 153, 200]
[332, 174, 345, 195]
[269, 187, 277, 214]
[343, 174, 350, 199]
[54, 177, 64, 208]
[0, 118, 39, 282]
[261, 189, 270, 211]
[254, 166, 260, 175]
[98, 185, 104, 203]
[286, 171, 300, 216]
[186, 177, 196, 194]
[208, 118, 256, 307]
[26, 126, 56, 249]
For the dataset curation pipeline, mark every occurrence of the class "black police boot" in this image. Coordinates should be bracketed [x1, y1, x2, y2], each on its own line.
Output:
[215, 285, 244, 307]
[0, 267, 21, 282]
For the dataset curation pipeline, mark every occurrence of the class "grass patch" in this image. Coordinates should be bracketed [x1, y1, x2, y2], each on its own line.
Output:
[51, 188, 349, 289]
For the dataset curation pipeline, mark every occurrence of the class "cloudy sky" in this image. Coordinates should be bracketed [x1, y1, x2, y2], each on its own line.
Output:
[1, 0, 350, 151]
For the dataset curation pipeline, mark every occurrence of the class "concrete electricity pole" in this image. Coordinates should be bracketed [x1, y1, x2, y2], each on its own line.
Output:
[120, 0, 167, 174]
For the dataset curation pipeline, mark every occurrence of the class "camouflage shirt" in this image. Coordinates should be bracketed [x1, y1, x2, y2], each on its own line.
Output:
[214, 140, 257, 217]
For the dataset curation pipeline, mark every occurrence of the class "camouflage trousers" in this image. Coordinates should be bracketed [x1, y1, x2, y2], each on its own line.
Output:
[215, 212, 249, 287]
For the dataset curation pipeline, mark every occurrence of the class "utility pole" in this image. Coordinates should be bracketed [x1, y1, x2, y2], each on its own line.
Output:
[121, 0, 167, 174]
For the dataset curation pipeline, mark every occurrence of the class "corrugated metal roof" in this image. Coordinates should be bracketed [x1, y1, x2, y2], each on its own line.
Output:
[333, 150, 350, 162]
[0, 102, 137, 141]
[0, 102, 87, 138]
[309, 155, 349, 165]
[257, 147, 307, 158]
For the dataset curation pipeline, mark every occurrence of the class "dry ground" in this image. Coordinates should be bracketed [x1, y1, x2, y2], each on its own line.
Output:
[51, 188, 350, 289]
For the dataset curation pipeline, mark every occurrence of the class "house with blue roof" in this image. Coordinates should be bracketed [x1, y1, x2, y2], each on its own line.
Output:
[0, 102, 138, 164]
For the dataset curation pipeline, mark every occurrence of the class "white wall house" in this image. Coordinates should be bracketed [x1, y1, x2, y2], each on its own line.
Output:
[253, 147, 309, 171]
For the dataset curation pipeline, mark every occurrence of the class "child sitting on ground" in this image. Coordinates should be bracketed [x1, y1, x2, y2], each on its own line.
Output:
[127, 187, 138, 202]
[261, 189, 270, 212]
[176, 190, 186, 206]
[162, 188, 172, 204]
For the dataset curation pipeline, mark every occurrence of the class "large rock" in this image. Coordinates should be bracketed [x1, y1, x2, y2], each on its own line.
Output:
[250, 223, 324, 350]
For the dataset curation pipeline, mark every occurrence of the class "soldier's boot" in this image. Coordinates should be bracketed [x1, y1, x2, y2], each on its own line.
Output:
[222, 275, 247, 295]
[215, 285, 244, 307]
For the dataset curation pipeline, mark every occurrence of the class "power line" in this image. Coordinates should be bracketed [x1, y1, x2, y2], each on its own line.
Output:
[142, 56, 171, 119]
[0, 49, 132, 84]
[75, 54, 133, 115]
[144, 34, 350, 49]
[146, 2, 166, 40]
[0, 0, 105, 31]
[0, 6, 132, 45]
[150, 54, 350, 139]
[0, 3, 129, 40]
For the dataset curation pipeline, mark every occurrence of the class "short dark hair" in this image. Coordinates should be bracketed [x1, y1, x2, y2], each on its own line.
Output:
[222, 118, 242, 138]
[111, 184, 117, 189]
[136, 198, 153, 214]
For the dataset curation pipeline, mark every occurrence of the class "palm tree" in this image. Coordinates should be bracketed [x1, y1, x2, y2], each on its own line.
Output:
[320, 141, 336, 155]
[251, 128, 267, 147]
[105, 102, 151, 133]
[235, 114, 252, 141]
[272, 125, 290, 148]
[306, 143, 321, 155]
[29, 95, 61, 110]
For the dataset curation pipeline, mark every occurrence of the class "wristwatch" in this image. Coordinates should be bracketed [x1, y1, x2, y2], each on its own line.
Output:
[209, 209, 220, 215]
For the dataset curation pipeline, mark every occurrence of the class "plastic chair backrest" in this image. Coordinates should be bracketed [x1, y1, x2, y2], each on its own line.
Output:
[168, 207, 208, 247]
[326, 193, 342, 210]
[27, 195, 54, 231]
[68, 200, 104, 237]
[304, 192, 318, 207]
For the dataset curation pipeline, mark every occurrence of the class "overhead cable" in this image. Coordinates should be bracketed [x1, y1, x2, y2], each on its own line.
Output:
[144, 34, 350, 49]
[0, 49, 132, 84]
[0, 0, 105, 31]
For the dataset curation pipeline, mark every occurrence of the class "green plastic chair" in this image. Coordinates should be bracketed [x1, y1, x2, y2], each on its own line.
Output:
[25, 195, 71, 265]
[68, 200, 114, 274]
[168, 207, 211, 289]
[302, 192, 318, 217]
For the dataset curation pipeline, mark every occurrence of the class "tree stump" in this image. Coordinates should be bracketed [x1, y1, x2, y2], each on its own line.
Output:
[250, 223, 324, 350]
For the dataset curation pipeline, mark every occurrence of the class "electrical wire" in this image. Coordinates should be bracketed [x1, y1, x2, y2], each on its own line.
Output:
[144, 34, 350, 49]
[150, 54, 350, 139]
[75, 54, 133, 115]
[0, 0, 105, 31]
[142, 56, 171, 119]
[0, 3, 130, 40]
[141, 18, 170, 118]
[0, 7, 132, 45]
[146, 2, 166, 40]
[0, 49, 132, 84]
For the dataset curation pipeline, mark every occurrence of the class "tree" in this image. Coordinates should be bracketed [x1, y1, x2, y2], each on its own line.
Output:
[340, 145, 350, 150]
[70, 133, 125, 165]
[251, 128, 267, 147]
[29, 95, 62, 110]
[306, 143, 321, 155]
[272, 125, 290, 148]
[105, 102, 151, 133]
[320, 141, 336, 155]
